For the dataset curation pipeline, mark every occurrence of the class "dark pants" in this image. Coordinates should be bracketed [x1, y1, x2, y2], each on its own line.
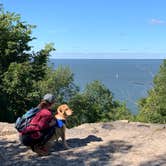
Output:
[20, 127, 55, 147]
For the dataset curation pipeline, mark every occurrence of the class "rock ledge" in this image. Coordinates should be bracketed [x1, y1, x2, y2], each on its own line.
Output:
[0, 121, 166, 166]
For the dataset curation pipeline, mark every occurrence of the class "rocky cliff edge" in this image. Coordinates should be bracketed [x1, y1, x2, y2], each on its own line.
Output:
[0, 120, 166, 166]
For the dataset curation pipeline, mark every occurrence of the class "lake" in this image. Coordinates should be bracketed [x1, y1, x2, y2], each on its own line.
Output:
[50, 59, 162, 114]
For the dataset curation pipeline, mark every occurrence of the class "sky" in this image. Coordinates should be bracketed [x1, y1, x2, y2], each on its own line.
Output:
[1, 0, 166, 59]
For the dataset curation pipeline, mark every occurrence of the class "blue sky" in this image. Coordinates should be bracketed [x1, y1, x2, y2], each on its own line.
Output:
[1, 0, 166, 59]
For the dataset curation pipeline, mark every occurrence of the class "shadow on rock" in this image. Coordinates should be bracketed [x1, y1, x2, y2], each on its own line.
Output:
[52, 135, 103, 151]
[140, 153, 166, 166]
[0, 138, 30, 165]
[78, 140, 133, 166]
[0, 138, 133, 166]
[51, 140, 133, 166]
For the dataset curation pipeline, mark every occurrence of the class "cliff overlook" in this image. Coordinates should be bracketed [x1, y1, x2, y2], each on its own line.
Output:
[0, 121, 166, 166]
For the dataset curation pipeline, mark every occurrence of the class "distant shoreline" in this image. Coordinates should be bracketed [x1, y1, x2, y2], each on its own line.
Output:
[50, 58, 164, 60]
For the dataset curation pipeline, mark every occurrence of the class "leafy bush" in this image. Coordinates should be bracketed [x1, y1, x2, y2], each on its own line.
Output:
[67, 81, 132, 128]
[137, 60, 166, 123]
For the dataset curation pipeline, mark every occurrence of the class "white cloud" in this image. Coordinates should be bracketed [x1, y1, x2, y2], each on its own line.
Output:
[149, 18, 166, 25]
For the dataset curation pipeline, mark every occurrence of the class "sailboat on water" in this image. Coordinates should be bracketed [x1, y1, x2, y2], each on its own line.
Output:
[115, 73, 119, 79]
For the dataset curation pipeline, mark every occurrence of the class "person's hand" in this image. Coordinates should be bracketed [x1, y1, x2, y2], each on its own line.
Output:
[49, 119, 56, 127]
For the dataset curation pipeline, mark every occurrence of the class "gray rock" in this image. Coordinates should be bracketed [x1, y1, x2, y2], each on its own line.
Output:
[0, 121, 166, 166]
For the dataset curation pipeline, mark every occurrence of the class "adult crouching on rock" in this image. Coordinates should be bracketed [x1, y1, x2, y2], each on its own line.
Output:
[19, 93, 56, 156]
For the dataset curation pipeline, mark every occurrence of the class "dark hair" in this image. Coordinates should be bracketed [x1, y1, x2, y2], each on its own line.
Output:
[38, 100, 51, 109]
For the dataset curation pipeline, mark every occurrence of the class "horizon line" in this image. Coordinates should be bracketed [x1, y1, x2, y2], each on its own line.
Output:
[50, 57, 164, 60]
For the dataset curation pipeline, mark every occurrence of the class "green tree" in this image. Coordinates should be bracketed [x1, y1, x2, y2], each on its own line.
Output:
[30, 43, 55, 81]
[83, 80, 114, 122]
[0, 9, 34, 75]
[0, 8, 79, 122]
[0, 14, 55, 120]
[68, 80, 132, 127]
[2, 62, 35, 121]
[37, 66, 79, 104]
[137, 60, 166, 123]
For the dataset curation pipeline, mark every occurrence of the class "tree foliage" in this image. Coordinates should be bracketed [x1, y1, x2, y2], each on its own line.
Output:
[137, 60, 166, 123]
[67, 81, 132, 128]
[0, 8, 78, 122]
[37, 66, 79, 104]
[0, 10, 34, 75]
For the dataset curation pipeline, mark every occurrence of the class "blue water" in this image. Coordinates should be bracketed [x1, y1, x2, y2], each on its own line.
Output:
[50, 59, 162, 114]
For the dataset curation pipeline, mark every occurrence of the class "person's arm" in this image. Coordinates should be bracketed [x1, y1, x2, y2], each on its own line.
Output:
[38, 109, 55, 129]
